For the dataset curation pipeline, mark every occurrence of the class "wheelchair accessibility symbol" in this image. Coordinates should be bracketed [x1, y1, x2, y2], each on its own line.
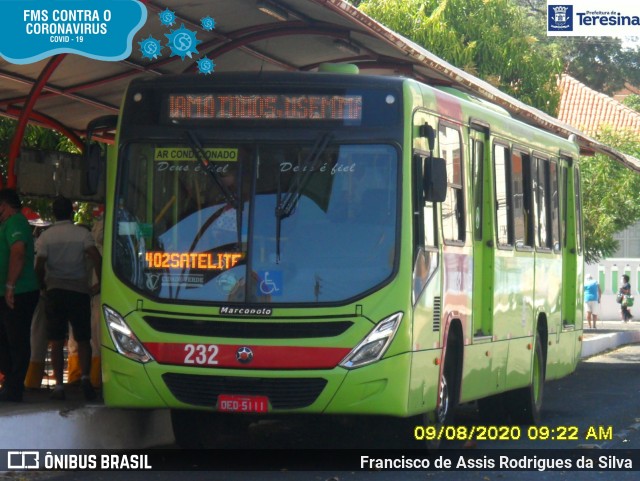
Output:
[258, 271, 282, 296]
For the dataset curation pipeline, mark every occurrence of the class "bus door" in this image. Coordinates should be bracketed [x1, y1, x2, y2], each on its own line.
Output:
[463, 126, 506, 401]
[409, 110, 445, 413]
[559, 157, 582, 370]
[469, 126, 494, 339]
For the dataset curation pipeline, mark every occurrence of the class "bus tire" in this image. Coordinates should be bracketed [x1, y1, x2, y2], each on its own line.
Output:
[422, 345, 458, 450]
[507, 336, 545, 425]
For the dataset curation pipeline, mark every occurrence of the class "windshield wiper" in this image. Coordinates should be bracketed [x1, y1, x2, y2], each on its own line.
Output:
[275, 132, 333, 262]
[276, 132, 333, 221]
[184, 131, 243, 250]
[185, 131, 238, 209]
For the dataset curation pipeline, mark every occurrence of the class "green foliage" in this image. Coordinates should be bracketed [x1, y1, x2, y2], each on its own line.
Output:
[357, 0, 562, 114]
[581, 128, 640, 263]
[353, 0, 640, 262]
[623, 94, 640, 113]
[0, 118, 95, 225]
[563, 38, 640, 95]
[513, 1, 640, 95]
[74, 201, 96, 227]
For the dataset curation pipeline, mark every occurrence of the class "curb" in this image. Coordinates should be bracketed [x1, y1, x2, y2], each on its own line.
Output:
[581, 329, 640, 359]
[0, 406, 173, 449]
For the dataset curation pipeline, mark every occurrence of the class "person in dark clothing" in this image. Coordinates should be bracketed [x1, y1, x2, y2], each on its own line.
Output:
[35, 196, 102, 401]
[619, 274, 633, 323]
[0, 189, 40, 402]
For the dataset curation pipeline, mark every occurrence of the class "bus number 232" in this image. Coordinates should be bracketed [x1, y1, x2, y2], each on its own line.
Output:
[184, 344, 219, 365]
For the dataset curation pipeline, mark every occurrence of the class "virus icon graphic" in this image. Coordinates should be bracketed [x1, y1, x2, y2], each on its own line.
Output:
[197, 57, 216, 75]
[159, 8, 176, 26]
[165, 24, 202, 60]
[138, 36, 163, 60]
[200, 16, 216, 31]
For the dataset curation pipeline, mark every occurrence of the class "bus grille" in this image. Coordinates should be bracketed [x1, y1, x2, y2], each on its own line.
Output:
[145, 317, 352, 339]
[162, 373, 328, 409]
[432, 296, 441, 332]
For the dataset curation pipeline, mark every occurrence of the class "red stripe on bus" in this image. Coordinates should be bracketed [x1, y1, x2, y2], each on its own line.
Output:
[143, 342, 351, 369]
[434, 89, 463, 122]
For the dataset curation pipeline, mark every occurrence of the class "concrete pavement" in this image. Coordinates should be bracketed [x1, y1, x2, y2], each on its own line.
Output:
[0, 319, 638, 449]
[581, 319, 640, 357]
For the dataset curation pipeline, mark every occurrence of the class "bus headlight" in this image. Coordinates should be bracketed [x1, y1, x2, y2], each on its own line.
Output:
[103, 305, 154, 363]
[339, 312, 403, 369]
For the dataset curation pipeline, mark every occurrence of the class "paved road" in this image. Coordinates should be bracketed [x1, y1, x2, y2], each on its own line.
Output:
[31, 343, 640, 481]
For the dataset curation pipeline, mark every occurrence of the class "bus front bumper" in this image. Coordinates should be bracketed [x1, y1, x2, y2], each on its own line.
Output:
[102, 348, 413, 416]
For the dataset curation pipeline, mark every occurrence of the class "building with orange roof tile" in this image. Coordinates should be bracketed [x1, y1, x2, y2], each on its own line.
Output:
[558, 74, 640, 136]
[558, 74, 640, 322]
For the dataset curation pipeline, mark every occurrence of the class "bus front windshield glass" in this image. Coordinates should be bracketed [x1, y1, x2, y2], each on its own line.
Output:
[114, 141, 398, 304]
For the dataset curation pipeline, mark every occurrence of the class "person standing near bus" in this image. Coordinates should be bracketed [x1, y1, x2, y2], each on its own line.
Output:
[619, 275, 633, 323]
[0, 189, 40, 402]
[35, 196, 102, 401]
[584, 273, 601, 329]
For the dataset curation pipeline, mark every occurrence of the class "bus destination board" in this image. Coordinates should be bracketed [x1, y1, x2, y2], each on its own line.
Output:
[168, 93, 362, 122]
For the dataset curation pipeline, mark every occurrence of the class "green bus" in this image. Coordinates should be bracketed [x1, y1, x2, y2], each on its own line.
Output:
[101, 69, 583, 447]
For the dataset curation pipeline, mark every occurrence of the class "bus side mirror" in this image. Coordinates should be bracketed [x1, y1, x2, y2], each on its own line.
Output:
[82, 115, 118, 196]
[419, 124, 436, 151]
[81, 143, 103, 196]
[423, 156, 447, 202]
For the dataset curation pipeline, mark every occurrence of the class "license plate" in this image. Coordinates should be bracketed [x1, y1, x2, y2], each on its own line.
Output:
[217, 394, 269, 413]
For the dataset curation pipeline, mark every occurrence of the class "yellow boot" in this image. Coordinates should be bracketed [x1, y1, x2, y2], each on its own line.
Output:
[90, 356, 102, 388]
[24, 361, 45, 389]
[66, 354, 82, 385]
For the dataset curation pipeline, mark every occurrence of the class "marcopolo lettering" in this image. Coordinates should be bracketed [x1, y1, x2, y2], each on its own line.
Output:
[219, 306, 273, 316]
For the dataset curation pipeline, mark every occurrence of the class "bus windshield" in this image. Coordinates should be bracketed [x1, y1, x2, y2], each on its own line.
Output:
[113, 141, 398, 304]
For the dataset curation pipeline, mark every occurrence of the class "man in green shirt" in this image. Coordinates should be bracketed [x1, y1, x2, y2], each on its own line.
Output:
[0, 189, 40, 402]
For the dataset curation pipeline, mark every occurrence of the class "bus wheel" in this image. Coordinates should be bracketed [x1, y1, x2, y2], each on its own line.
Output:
[507, 336, 545, 425]
[422, 359, 455, 450]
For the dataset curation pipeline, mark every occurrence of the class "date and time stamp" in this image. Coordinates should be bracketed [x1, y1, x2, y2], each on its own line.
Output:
[413, 424, 614, 442]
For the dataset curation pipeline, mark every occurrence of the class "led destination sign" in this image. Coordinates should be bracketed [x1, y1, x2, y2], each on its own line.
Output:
[145, 251, 243, 270]
[168, 93, 362, 121]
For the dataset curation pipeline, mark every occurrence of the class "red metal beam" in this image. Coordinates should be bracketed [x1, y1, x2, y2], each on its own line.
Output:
[6, 107, 84, 151]
[6, 55, 66, 189]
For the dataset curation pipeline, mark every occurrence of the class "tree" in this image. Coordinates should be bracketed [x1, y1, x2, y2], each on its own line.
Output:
[353, 0, 640, 262]
[356, 0, 563, 114]
[580, 128, 640, 263]
[561, 38, 640, 95]
[623, 94, 640, 113]
[514, 0, 640, 94]
[0, 118, 90, 223]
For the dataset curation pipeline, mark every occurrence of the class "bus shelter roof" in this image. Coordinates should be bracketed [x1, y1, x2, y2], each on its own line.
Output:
[1, 0, 638, 173]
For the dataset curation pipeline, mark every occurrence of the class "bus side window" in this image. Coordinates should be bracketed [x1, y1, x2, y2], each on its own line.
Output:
[561, 165, 568, 248]
[472, 138, 484, 242]
[494, 143, 511, 247]
[511, 150, 533, 248]
[535, 157, 552, 250]
[550, 160, 561, 252]
[412, 149, 438, 303]
[574, 168, 583, 254]
[439, 124, 465, 244]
